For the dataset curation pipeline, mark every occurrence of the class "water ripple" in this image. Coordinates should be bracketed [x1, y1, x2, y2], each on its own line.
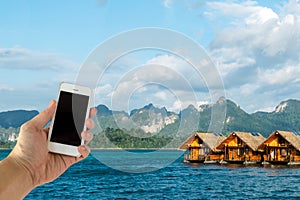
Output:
[1, 150, 298, 200]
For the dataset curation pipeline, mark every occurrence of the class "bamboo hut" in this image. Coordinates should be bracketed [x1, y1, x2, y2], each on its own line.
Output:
[179, 132, 226, 163]
[258, 130, 300, 165]
[217, 132, 265, 164]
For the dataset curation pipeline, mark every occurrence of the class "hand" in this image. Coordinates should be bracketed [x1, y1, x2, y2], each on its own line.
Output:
[8, 100, 97, 187]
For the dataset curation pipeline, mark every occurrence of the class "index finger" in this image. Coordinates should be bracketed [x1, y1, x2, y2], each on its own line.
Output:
[29, 100, 56, 128]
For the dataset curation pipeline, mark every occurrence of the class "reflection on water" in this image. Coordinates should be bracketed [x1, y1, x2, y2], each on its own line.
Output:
[1, 150, 300, 199]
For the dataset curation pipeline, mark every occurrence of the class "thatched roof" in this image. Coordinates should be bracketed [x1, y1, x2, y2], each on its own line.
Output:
[258, 130, 300, 151]
[217, 132, 266, 151]
[178, 132, 226, 151]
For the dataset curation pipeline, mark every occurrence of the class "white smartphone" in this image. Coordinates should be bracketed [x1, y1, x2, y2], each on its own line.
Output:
[48, 82, 92, 157]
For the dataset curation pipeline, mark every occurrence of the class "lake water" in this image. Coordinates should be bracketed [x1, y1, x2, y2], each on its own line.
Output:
[1, 149, 300, 199]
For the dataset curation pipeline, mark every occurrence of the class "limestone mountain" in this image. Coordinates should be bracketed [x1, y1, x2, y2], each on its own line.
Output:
[158, 99, 300, 138]
[0, 110, 38, 129]
[1, 99, 300, 145]
[251, 99, 300, 135]
[95, 103, 178, 133]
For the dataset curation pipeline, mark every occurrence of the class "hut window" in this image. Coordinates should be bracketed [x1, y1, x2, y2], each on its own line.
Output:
[296, 150, 300, 156]
[237, 148, 244, 156]
[204, 147, 210, 154]
[199, 148, 204, 155]
[245, 148, 249, 155]
[281, 149, 287, 156]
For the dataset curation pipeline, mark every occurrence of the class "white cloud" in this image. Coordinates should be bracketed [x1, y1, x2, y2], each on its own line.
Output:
[94, 51, 224, 112]
[109, 65, 176, 111]
[170, 100, 210, 112]
[0, 47, 77, 70]
[281, 0, 300, 16]
[260, 106, 275, 113]
[154, 91, 167, 101]
[208, 0, 300, 72]
[95, 84, 113, 94]
[245, 6, 278, 25]
[212, 47, 256, 76]
[204, 0, 300, 113]
[110, 56, 211, 110]
[0, 84, 14, 91]
[162, 0, 173, 8]
[239, 83, 259, 96]
[208, 3, 300, 77]
[258, 64, 300, 86]
[146, 54, 210, 91]
[207, 1, 278, 23]
[211, 2, 300, 64]
[0, 46, 83, 111]
[170, 100, 181, 111]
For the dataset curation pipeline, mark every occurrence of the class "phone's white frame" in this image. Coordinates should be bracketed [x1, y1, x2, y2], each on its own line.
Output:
[48, 82, 92, 157]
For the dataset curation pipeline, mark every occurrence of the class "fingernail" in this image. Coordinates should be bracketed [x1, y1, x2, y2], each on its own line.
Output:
[47, 100, 55, 108]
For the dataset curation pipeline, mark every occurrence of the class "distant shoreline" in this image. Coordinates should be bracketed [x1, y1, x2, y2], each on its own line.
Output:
[0, 148, 182, 151]
[91, 148, 180, 150]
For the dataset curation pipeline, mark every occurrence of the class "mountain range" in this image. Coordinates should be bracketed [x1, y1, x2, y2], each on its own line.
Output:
[94, 98, 300, 137]
[1, 99, 300, 145]
[0, 110, 38, 129]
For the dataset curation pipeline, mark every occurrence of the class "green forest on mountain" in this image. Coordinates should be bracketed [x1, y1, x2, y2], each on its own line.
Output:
[1, 99, 300, 149]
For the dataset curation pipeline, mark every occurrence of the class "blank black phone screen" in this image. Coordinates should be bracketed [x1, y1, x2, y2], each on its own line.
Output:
[50, 91, 89, 146]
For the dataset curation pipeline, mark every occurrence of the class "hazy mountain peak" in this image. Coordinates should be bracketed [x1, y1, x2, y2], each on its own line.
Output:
[273, 99, 300, 113]
[186, 104, 197, 111]
[0, 110, 38, 128]
[129, 103, 155, 116]
[2, 99, 300, 140]
[275, 101, 288, 113]
[96, 104, 112, 116]
[143, 103, 154, 110]
[179, 104, 199, 118]
[217, 96, 226, 104]
[129, 103, 178, 133]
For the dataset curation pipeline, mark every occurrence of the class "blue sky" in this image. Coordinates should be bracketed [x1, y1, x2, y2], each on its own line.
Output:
[0, 0, 299, 113]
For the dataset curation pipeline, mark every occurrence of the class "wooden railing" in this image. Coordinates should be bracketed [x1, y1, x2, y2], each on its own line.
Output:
[184, 154, 190, 161]
[266, 155, 290, 162]
[184, 154, 206, 161]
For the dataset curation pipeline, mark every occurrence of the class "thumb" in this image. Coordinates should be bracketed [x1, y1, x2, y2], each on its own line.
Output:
[31, 100, 56, 128]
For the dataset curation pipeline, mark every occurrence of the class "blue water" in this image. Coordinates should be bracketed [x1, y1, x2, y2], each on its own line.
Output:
[1, 150, 300, 199]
